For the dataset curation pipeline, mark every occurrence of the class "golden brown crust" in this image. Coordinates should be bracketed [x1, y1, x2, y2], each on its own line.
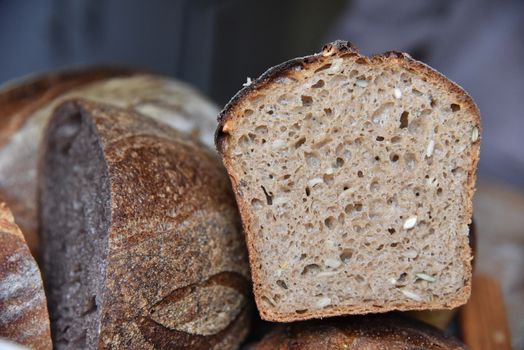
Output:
[215, 40, 480, 322]
[250, 315, 466, 350]
[44, 99, 251, 349]
[0, 202, 52, 350]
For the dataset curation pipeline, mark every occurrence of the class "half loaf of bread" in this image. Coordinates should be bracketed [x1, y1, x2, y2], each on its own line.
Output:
[40, 99, 250, 349]
[0, 202, 51, 350]
[216, 41, 480, 321]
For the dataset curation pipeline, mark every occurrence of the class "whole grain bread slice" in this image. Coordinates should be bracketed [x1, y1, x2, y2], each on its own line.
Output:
[216, 41, 480, 322]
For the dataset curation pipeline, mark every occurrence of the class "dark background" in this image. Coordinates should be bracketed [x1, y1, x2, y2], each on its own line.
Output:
[1, 0, 523, 188]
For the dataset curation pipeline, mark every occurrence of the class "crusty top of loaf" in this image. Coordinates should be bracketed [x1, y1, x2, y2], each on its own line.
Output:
[216, 40, 480, 151]
[250, 315, 466, 349]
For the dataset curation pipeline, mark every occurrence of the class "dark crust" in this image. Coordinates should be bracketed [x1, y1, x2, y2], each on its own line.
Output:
[215, 40, 481, 322]
[42, 99, 251, 349]
[215, 41, 359, 153]
[216, 40, 480, 151]
[0, 66, 137, 147]
[251, 314, 466, 349]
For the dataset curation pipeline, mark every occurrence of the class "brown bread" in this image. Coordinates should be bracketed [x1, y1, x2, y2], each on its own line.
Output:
[39, 99, 250, 349]
[0, 202, 52, 350]
[249, 315, 466, 350]
[0, 68, 219, 256]
[216, 41, 480, 321]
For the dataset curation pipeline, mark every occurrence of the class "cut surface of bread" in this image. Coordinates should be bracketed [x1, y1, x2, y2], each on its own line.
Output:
[216, 41, 480, 321]
[40, 110, 111, 348]
[41, 99, 250, 349]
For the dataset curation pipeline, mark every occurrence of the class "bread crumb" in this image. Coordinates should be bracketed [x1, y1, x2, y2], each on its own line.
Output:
[222, 120, 234, 133]
[324, 257, 342, 269]
[403, 216, 417, 230]
[307, 178, 324, 187]
[272, 139, 286, 149]
[401, 289, 422, 301]
[471, 127, 479, 142]
[317, 271, 340, 278]
[356, 79, 369, 88]
[316, 297, 331, 308]
[273, 197, 289, 206]
[324, 240, 337, 248]
[243, 77, 252, 87]
[328, 58, 344, 73]
[394, 88, 402, 99]
[415, 272, 436, 282]
[402, 250, 418, 259]
[426, 140, 435, 158]
[426, 177, 438, 187]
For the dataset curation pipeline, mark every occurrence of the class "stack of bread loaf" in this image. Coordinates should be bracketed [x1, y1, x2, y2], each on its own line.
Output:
[0, 41, 479, 349]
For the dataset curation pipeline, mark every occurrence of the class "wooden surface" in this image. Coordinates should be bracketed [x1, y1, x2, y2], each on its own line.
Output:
[460, 275, 512, 350]
[472, 181, 524, 348]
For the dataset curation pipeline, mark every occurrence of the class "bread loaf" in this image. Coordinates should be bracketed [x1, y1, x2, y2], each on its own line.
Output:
[39, 99, 250, 349]
[0, 68, 134, 254]
[0, 68, 219, 255]
[249, 315, 466, 349]
[0, 202, 52, 350]
[216, 41, 480, 321]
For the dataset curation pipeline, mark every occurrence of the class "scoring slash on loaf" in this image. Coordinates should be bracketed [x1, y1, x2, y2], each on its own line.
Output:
[40, 100, 250, 349]
[216, 40, 481, 322]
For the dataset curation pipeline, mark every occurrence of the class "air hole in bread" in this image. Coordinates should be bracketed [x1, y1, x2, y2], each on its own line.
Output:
[311, 80, 325, 88]
[302, 264, 320, 276]
[390, 154, 400, 162]
[261, 186, 273, 205]
[340, 249, 354, 263]
[294, 137, 306, 149]
[324, 216, 336, 229]
[301, 95, 313, 107]
[399, 111, 409, 128]
[276, 280, 288, 289]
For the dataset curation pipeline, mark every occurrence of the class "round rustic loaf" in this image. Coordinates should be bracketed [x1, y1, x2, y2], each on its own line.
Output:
[0, 202, 51, 350]
[249, 314, 466, 349]
[39, 99, 250, 349]
[0, 68, 219, 256]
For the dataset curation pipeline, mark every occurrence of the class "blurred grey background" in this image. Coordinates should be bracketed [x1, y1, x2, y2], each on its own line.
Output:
[1, 0, 523, 190]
